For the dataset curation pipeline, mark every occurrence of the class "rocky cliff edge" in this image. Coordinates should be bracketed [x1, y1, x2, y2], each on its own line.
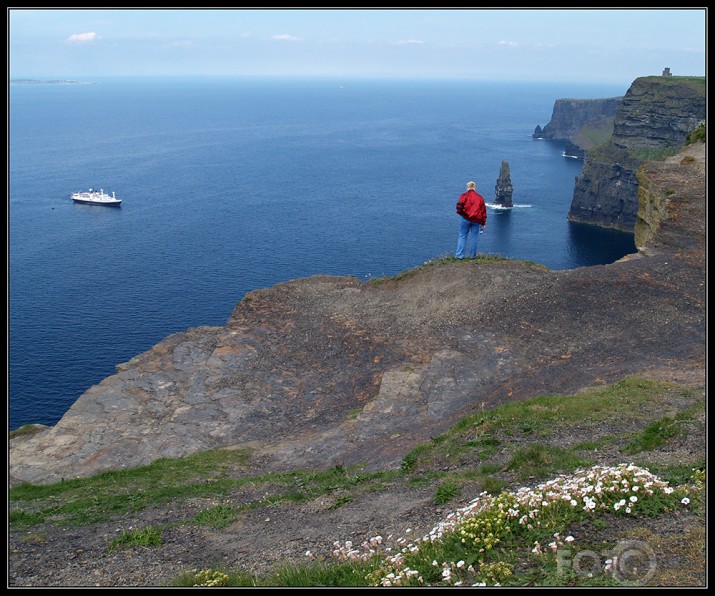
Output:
[9, 143, 705, 487]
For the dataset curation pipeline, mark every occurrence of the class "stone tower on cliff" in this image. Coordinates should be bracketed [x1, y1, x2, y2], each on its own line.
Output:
[494, 160, 513, 208]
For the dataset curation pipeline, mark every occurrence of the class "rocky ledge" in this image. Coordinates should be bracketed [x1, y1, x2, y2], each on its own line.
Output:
[9, 143, 706, 487]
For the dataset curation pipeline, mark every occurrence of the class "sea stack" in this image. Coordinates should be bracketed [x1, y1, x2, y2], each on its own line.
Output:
[494, 160, 513, 208]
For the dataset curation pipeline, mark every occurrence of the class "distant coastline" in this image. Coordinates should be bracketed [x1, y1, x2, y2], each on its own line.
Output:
[10, 79, 96, 85]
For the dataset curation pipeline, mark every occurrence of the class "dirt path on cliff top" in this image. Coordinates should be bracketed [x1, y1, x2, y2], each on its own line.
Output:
[9, 143, 705, 587]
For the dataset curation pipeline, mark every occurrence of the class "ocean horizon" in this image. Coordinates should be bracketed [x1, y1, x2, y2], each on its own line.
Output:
[9, 76, 636, 429]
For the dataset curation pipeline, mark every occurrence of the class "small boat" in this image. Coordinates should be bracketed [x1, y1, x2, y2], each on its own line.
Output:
[70, 188, 122, 207]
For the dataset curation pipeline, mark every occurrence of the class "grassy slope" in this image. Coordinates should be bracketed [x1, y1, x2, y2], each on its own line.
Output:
[10, 375, 705, 587]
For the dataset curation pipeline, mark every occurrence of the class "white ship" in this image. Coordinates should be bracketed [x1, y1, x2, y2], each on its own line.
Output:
[70, 188, 122, 207]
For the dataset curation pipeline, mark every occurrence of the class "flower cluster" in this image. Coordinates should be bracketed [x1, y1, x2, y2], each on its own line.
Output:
[455, 492, 518, 552]
[381, 566, 423, 587]
[326, 464, 686, 586]
[192, 569, 229, 587]
[332, 534, 391, 561]
[532, 532, 575, 556]
[479, 561, 514, 584]
[507, 463, 675, 518]
[434, 559, 475, 586]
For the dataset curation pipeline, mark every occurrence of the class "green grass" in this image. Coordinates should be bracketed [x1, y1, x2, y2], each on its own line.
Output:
[400, 376, 679, 475]
[266, 559, 382, 587]
[9, 452, 398, 530]
[9, 449, 253, 528]
[192, 504, 239, 528]
[9, 509, 45, 527]
[329, 495, 355, 509]
[640, 460, 706, 487]
[107, 526, 163, 552]
[686, 122, 705, 144]
[480, 476, 508, 495]
[9, 375, 705, 587]
[506, 444, 592, 480]
[172, 558, 384, 587]
[433, 479, 461, 505]
[622, 416, 681, 455]
[631, 145, 682, 162]
[9, 424, 48, 440]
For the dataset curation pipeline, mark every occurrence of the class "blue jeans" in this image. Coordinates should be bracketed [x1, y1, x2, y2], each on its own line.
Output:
[455, 218, 482, 259]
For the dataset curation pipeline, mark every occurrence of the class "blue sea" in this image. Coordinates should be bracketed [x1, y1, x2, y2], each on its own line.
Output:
[8, 77, 635, 430]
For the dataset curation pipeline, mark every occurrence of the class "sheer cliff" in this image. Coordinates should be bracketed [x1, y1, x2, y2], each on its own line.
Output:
[533, 96, 622, 156]
[567, 75, 705, 231]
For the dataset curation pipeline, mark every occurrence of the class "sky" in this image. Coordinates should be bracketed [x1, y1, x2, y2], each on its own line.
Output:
[7, 8, 707, 85]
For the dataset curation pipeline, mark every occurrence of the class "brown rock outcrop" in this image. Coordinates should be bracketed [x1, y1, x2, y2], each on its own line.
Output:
[10, 143, 705, 487]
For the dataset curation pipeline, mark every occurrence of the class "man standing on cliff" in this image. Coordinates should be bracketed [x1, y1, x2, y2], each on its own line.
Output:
[455, 181, 487, 259]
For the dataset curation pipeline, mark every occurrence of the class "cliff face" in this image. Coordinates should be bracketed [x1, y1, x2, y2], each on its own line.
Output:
[612, 77, 706, 150]
[533, 97, 622, 152]
[9, 141, 705, 486]
[567, 152, 641, 230]
[634, 141, 705, 255]
[568, 76, 705, 231]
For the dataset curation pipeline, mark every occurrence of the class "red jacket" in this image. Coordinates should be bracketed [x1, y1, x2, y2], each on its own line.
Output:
[456, 189, 487, 225]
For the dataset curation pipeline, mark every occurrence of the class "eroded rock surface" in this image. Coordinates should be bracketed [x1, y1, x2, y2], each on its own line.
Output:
[10, 144, 705, 486]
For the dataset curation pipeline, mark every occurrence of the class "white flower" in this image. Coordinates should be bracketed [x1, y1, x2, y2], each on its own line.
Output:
[583, 497, 596, 510]
[681, 497, 691, 505]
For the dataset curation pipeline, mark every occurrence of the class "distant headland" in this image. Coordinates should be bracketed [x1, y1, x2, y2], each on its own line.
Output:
[10, 79, 96, 85]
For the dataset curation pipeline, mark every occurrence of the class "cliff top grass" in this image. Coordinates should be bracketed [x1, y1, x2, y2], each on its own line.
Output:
[636, 75, 705, 89]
